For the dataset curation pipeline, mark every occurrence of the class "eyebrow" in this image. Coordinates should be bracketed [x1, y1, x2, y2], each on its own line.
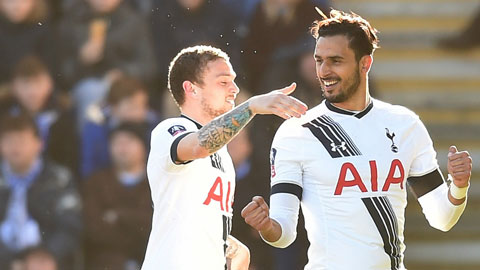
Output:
[215, 72, 236, 78]
[314, 55, 344, 61]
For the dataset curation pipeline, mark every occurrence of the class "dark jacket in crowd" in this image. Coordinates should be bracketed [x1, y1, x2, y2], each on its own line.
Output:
[0, 161, 83, 269]
[242, 0, 323, 92]
[150, 0, 242, 86]
[82, 169, 152, 270]
[0, 15, 54, 85]
[57, 1, 157, 89]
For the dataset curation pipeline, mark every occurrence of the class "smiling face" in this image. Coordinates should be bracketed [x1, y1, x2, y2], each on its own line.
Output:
[314, 35, 364, 104]
[194, 58, 239, 119]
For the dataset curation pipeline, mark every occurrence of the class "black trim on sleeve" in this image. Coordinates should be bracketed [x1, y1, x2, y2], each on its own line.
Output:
[407, 169, 444, 199]
[271, 183, 303, 201]
[170, 131, 195, 165]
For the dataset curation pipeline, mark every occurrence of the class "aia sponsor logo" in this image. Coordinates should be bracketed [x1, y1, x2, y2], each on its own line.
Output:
[335, 159, 405, 195]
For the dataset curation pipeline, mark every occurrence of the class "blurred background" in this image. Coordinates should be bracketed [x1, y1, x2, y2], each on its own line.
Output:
[0, 0, 478, 269]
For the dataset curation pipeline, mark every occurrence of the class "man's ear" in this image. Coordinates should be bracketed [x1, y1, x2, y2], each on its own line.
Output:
[359, 55, 373, 74]
[183, 81, 197, 99]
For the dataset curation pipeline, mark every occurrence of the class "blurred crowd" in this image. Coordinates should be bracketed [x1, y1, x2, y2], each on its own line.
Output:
[0, 0, 346, 269]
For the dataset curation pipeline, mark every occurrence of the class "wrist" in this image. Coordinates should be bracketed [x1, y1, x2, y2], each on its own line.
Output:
[449, 175, 470, 200]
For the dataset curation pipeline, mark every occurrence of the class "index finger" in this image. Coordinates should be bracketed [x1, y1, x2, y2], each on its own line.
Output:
[252, 196, 269, 212]
[448, 151, 470, 162]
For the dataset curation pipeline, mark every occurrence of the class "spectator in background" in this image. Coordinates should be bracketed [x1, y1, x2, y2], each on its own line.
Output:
[149, 0, 243, 104]
[230, 127, 275, 270]
[0, 0, 54, 89]
[57, 0, 157, 123]
[0, 56, 79, 175]
[82, 122, 152, 270]
[0, 114, 82, 270]
[80, 75, 158, 178]
[242, 0, 327, 92]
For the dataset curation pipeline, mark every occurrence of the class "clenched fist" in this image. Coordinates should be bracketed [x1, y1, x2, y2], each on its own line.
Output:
[447, 146, 472, 204]
[447, 146, 472, 188]
[241, 196, 282, 242]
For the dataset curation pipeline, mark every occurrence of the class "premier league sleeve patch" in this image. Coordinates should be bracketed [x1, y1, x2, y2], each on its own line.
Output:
[168, 125, 187, 136]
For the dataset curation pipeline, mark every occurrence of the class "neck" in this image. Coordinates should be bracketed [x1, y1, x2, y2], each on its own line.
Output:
[331, 81, 371, 111]
[10, 159, 37, 175]
[117, 162, 144, 175]
[180, 104, 212, 126]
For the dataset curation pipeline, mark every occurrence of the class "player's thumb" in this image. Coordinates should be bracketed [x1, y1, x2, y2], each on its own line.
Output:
[280, 82, 297, 96]
[448, 146, 458, 157]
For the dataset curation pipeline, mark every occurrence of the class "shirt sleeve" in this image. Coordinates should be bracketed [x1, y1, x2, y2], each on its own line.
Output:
[149, 118, 199, 172]
[407, 116, 467, 232]
[264, 121, 303, 248]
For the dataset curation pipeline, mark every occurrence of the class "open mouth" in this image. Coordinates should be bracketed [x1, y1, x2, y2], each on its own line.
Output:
[321, 78, 340, 91]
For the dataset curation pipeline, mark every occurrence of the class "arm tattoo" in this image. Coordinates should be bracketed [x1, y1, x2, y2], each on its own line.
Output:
[198, 102, 254, 153]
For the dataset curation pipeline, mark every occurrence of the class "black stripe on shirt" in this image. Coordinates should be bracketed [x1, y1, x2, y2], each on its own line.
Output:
[362, 196, 401, 270]
[302, 122, 342, 158]
[303, 116, 362, 158]
[271, 183, 303, 201]
[407, 169, 444, 199]
[318, 115, 362, 155]
[170, 131, 195, 165]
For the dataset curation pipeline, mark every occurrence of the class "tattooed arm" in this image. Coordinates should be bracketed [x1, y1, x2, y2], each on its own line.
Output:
[176, 83, 307, 162]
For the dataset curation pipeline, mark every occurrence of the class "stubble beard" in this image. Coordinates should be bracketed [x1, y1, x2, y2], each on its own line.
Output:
[201, 97, 231, 119]
[322, 66, 361, 103]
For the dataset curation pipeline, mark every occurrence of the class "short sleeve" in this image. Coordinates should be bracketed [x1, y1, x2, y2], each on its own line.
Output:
[149, 118, 199, 171]
[409, 116, 439, 177]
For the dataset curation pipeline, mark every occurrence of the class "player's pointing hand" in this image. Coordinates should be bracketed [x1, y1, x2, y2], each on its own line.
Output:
[248, 83, 308, 119]
[447, 146, 472, 188]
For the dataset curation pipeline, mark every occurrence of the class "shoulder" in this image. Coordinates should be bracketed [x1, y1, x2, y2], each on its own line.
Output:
[277, 103, 324, 134]
[152, 117, 199, 138]
[373, 99, 419, 119]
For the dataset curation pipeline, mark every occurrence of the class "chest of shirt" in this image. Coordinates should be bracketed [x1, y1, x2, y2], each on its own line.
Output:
[182, 148, 236, 215]
[299, 115, 417, 198]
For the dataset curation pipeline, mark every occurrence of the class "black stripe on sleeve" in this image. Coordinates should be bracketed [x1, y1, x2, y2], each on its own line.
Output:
[170, 131, 195, 165]
[407, 169, 444, 199]
[271, 183, 303, 201]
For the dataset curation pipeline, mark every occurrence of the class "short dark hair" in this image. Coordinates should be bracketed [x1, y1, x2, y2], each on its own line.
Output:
[0, 114, 40, 139]
[168, 45, 230, 106]
[106, 76, 147, 106]
[310, 9, 379, 61]
[12, 55, 50, 80]
[109, 121, 149, 151]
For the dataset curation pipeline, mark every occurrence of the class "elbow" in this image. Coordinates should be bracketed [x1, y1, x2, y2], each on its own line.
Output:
[430, 221, 454, 232]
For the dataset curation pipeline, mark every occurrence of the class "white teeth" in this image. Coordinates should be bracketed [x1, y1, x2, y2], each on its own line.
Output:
[324, 80, 338, 86]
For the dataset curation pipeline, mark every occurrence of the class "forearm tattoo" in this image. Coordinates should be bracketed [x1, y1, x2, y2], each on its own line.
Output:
[198, 102, 254, 153]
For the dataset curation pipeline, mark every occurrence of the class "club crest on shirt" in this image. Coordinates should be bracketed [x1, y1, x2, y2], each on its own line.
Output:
[270, 148, 277, 178]
[385, 128, 398, 153]
[168, 125, 187, 136]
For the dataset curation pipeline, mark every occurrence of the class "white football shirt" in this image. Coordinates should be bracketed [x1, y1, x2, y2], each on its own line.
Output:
[142, 115, 235, 270]
[268, 99, 443, 270]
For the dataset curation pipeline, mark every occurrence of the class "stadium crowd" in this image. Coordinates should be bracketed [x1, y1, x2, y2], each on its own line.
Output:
[0, 0, 337, 269]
